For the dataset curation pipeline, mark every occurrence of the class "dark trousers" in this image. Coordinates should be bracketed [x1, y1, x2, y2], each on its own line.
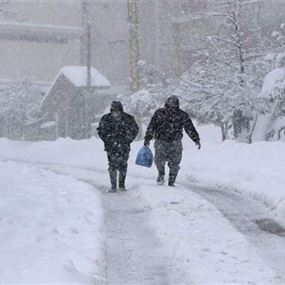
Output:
[107, 151, 129, 189]
[154, 140, 183, 184]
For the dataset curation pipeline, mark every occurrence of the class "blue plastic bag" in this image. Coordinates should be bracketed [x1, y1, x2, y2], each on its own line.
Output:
[135, 146, 153, 167]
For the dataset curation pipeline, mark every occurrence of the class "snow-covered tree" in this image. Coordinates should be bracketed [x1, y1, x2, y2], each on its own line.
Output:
[252, 56, 285, 141]
[0, 0, 25, 21]
[173, 0, 276, 142]
[118, 61, 171, 138]
[250, 23, 285, 141]
[0, 80, 43, 139]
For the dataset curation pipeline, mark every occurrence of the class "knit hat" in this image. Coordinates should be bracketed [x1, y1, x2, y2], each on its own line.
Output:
[110, 101, 124, 112]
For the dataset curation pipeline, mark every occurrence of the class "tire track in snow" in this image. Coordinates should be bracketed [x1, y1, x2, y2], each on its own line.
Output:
[184, 183, 285, 282]
[101, 189, 169, 285]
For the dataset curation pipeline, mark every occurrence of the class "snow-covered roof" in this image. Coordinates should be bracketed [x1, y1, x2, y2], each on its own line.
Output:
[260, 67, 285, 98]
[59, 66, 110, 88]
[41, 66, 110, 111]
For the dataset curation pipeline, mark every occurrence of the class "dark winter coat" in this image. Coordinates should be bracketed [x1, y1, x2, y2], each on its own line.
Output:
[144, 96, 200, 144]
[97, 111, 139, 155]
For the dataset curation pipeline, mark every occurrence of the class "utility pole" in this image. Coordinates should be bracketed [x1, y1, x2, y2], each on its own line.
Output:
[128, 0, 140, 92]
[81, 0, 88, 66]
[81, 0, 92, 138]
[86, 19, 91, 89]
[81, 0, 92, 89]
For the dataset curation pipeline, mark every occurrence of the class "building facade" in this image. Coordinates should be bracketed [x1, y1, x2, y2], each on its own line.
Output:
[0, 0, 82, 83]
[0, 0, 284, 89]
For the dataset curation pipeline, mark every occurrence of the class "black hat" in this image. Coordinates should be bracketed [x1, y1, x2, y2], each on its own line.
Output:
[165, 95, 179, 108]
[110, 101, 124, 112]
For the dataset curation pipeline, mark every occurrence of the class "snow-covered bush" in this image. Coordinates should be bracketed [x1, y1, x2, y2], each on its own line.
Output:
[251, 22, 285, 141]
[118, 87, 168, 138]
[137, 60, 166, 87]
[0, 80, 44, 139]
[253, 67, 285, 141]
[118, 62, 170, 137]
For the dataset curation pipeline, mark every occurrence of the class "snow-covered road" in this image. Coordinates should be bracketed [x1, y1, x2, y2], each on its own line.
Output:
[19, 161, 284, 284]
[31, 163, 171, 284]
[103, 189, 168, 285]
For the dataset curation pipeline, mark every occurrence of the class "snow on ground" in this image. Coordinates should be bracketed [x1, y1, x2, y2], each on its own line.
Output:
[180, 124, 285, 226]
[0, 161, 105, 284]
[2, 123, 282, 225]
[136, 184, 280, 284]
[32, 165, 282, 284]
[0, 123, 285, 283]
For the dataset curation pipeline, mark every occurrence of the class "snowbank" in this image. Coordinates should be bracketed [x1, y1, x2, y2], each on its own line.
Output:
[0, 161, 105, 284]
[181, 138, 285, 226]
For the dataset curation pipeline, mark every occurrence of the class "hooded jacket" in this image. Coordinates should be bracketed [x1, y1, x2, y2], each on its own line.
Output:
[144, 96, 200, 143]
[97, 101, 139, 154]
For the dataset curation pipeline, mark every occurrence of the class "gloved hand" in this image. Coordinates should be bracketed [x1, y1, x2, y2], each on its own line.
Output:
[196, 141, 201, 150]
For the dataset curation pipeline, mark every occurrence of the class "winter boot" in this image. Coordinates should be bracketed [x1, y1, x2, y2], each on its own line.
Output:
[156, 166, 165, 185]
[119, 169, 127, 191]
[109, 169, 117, 192]
[157, 173, 165, 185]
[168, 169, 179, 187]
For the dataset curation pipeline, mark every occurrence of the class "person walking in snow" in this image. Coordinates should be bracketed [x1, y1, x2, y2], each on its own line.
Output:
[144, 95, 200, 187]
[98, 101, 139, 192]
